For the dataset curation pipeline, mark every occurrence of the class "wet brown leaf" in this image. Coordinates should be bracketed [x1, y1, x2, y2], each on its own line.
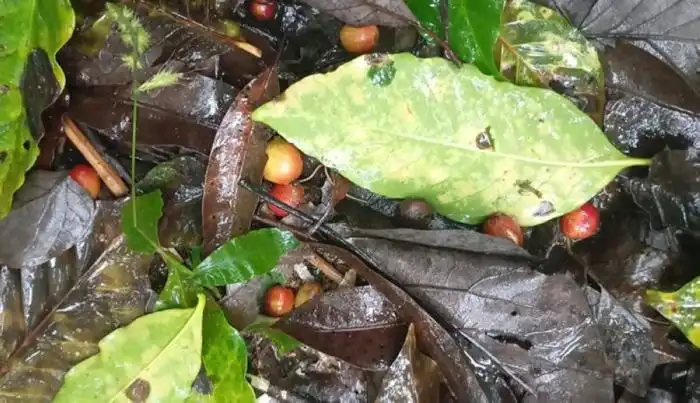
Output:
[602, 44, 700, 158]
[0, 236, 153, 401]
[67, 74, 238, 158]
[276, 285, 407, 371]
[61, 5, 266, 89]
[345, 234, 615, 402]
[300, 0, 416, 27]
[310, 243, 493, 402]
[202, 68, 279, 255]
[376, 324, 442, 403]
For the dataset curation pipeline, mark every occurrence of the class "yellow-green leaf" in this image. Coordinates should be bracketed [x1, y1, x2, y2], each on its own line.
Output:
[0, 0, 75, 218]
[252, 53, 649, 226]
[647, 277, 700, 348]
[54, 294, 207, 403]
[498, 0, 604, 121]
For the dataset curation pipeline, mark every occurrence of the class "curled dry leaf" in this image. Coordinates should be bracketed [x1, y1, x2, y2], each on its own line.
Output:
[0, 171, 95, 268]
[0, 235, 153, 401]
[276, 285, 407, 370]
[299, 0, 416, 27]
[202, 68, 279, 255]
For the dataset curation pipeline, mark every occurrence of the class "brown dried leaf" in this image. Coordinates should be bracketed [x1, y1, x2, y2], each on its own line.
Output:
[309, 243, 492, 402]
[202, 68, 279, 255]
[376, 324, 442, 402]
[300, 0, 416, 27]
[276, 285, 407, 370]
[0, 236, 153, 401]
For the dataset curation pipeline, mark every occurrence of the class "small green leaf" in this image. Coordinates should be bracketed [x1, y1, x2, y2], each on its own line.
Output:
[202, 300, 256, 403]
[54, 294, 206, 402]
[253, 54, 650, 226]
[647, 278, 700, 348]
[121, 190, 164, 253]
[246, 318, 301, 355]
[155, 252, 199, 311]
[194, 229, 299, 287]
[0, 0, 75, 218]
[447, 0, 505, 75]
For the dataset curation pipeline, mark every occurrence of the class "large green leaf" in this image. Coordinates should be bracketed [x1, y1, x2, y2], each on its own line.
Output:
[0, 0, 75, 218]
[202, 300, 255, 403]
[121, 190, 164, 253]
[498, 0, 604, 121]
[54, 294, 206, 402]
[404, 0, 444, 42]
[253, 54, 649, 226]
[446, 0, 505, 76]
[646, 277, 700, 348]
[193, 229, 299, 287]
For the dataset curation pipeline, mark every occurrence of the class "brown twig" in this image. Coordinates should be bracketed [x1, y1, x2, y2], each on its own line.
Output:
[305, 251, 344, 284]
[62, 116, 129, 197]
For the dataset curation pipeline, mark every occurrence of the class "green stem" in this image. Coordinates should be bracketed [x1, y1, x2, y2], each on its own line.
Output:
[131, 88, 139, 227]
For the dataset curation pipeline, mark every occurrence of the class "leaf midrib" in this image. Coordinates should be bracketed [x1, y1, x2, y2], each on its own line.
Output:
[282, 117, 649, 168]
[108, 302, 201, 402]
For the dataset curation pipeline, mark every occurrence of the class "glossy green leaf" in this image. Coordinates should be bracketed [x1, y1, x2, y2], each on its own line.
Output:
[194, 229, 299, 287]
[647, 277, 700, 348]
[0, 0, 75, 218]
[155, 252, 199, 311]
[202, 300, 255, 403]
[121, 190, 164, 253]
[54, 294, 206, 402]
[253, 54, 650, 226]
[498, 0, 604, 120]
[447, 0, 505, 75]
[405, 0, 444, 42]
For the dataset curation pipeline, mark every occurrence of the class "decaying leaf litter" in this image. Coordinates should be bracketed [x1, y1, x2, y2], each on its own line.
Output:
[3, 0, 700, 401]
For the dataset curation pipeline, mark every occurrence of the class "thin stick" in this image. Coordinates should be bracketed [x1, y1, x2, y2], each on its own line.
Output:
[305, 251, 344, 284]
[62, 116, 129, 197]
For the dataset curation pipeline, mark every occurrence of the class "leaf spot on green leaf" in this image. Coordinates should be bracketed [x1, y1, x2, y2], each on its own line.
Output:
[475, 127, 494, 150]
[125, 378, 150, 402]
[516, 180, 542, 198]
[365, 54, 396, 87]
